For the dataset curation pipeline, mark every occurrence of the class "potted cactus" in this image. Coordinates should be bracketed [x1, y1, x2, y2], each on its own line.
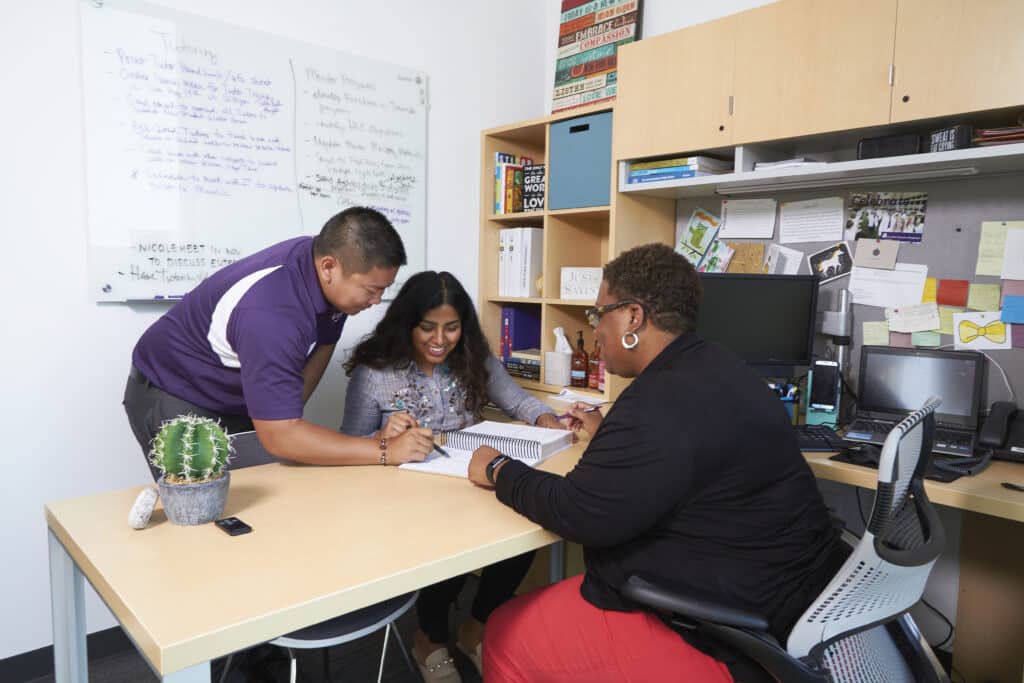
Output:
[149, 415, 233, 525]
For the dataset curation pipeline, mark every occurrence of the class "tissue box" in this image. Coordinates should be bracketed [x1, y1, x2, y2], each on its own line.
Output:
[560, 267, 602, 300]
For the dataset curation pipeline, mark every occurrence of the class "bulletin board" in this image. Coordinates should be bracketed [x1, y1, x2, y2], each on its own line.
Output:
[79, 0, 428, 301]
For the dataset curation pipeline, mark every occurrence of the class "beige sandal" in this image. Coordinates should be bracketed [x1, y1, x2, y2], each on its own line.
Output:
[416, 646, 461, 683]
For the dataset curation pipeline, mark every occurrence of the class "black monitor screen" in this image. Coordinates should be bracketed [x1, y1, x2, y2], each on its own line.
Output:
[858, 346, 983, 427]
[695, 274, 818, 367]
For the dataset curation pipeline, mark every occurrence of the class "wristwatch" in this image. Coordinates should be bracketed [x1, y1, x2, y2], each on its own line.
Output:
[485, 453, 512, 485]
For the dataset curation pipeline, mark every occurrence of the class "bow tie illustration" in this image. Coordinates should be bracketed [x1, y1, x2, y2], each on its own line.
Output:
[958, 319, 1006, 344]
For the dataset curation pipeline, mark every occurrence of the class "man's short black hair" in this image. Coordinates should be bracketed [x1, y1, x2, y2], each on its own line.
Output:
[313, 207, 407, 274]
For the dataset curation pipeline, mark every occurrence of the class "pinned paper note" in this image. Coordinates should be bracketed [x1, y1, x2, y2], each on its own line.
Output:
[725, 242, 765, 274]
[763, 243, 803, 275]
[698, 239, 734, 273]
[779, 197, 844, 244]
[938, 306, 963, 336]
[1014, 326, 1024, 349]
[954, 311, 1011, 350]
[849, 263, 927, 308]
[967, 283, 1001, 311]
[808, 242, 853, 283]
[1002, 280, 1024, 307]
[1002, 226, 1024, 280]
[884, 302, 940, 333]
[1002, 296, 1024, 324]
[936, 279, 969, 307]
[719, 199, 776, 239]
[889, 332, 913, 348]
[921, 277, 937, 303]
[862, 320, 891, 346]
[976, 221, 1011, 276]
[911, 331, 941, 347]
[853, 238, 899, 269]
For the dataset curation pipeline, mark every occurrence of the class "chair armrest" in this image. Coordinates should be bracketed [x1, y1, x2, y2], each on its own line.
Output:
[622, 575, 771, 631]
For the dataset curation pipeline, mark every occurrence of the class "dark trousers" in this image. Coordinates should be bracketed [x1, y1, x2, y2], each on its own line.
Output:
[123, 366, 263, 481]
[417, 551, 536, 644]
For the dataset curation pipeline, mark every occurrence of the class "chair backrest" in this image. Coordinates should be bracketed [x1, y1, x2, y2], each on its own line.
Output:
[787, 397, 945, 664]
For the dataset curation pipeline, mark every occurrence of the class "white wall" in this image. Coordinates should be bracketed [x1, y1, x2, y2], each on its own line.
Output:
[0, 0, 551, 660]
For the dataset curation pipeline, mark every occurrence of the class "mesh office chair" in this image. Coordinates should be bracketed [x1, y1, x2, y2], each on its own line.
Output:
[218, 433, 420, 683]
[623, 396, 950, 683]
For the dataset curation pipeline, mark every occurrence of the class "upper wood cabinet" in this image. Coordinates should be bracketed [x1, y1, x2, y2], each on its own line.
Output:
[891, 0, 1024, 122]
[730, 0, 898, 144]
[613, 16, 735, 161]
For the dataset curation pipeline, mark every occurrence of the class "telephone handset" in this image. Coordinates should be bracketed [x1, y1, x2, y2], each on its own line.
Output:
[978, 401, 1019, 449]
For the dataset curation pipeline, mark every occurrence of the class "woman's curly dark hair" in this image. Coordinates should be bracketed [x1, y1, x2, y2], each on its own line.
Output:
[603, 243, 701, 334]
[343, 271, 492, 419]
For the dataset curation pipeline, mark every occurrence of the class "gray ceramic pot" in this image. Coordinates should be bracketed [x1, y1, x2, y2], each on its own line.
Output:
[157, 472, 230, 525]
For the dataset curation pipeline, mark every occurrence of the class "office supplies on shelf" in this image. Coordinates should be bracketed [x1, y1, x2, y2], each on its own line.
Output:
[842, 346, 985, 458]
[793, 424, 848, 452]
[399, 421, 573, 478]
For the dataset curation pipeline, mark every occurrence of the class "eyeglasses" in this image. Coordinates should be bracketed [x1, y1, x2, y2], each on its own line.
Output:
[585, 299, 640, 328]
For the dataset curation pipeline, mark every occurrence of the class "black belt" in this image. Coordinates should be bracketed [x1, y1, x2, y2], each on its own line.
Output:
[129, 366, 153, 387]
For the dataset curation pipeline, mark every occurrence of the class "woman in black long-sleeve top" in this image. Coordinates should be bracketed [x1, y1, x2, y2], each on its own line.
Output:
[468, 243, 846, 682]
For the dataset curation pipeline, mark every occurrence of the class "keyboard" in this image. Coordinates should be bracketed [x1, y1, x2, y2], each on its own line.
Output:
[794, 424, 848, 452]
[845, 420, 975, 457]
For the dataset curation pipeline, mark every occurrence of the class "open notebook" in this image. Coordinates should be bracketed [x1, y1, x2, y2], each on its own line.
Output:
[399, 420, 574, 478]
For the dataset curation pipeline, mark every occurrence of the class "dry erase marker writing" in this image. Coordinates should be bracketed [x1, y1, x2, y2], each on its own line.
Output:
[556, 406, 601, 420]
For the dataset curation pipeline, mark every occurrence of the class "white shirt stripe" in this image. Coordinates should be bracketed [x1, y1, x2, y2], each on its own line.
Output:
[207, 266, 282, 368]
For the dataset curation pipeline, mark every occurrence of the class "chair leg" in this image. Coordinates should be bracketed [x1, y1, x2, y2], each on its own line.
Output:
[218, 653, 234, 683]
[389, 619, 418, 678]
[286, 647, 297, 683]
[377, 622, 390, 683]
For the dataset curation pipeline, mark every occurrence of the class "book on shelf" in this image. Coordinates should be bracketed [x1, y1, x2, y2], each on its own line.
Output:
[630, 155, 732, 171]
[522, 163, 545, 212]
[626, 169, 715, 184]
[501, 308, 541, 351]
[493, 152, 533, 214]
[497, 227, 543, 297]
[752, 158, 828, 170]
[398, 420, 573, 478]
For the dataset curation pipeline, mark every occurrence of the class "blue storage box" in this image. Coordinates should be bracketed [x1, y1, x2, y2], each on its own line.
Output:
[548, 112, 612, 209]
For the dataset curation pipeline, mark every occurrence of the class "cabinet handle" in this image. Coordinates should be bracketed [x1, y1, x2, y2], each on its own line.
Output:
[888, 63, 894, 86]
[728, 95, 734, 115]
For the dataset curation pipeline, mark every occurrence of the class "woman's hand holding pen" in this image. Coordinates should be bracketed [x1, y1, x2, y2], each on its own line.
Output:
[558, 402, 603, 436]
[378, 412, 434, 463]
[381, 411, 419, 439]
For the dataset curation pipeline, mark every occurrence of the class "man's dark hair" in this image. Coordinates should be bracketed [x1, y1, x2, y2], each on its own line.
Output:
[603, 243, 701, 335]
[313, 207, 407, 274]
[344, 271, 493, 419]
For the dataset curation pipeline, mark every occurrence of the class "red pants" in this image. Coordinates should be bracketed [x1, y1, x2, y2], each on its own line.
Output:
[483, 575, 734, 682]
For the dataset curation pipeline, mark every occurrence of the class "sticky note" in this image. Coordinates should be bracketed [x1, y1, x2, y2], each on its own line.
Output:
[889, 332, 913, 348]
[921, 277, 937, 303]
[938, 306, 963, 335]
[911, 331, 941, 347]
[1013, 325, 1024, 349]
[1003, 295, 1024, 324]
[863, 321, 890, 346]
[976, 222, 1010, 276]
[936, 279, 969, 306]
[1002, 279, 1024, 307]
[967, 283, 1001, 311]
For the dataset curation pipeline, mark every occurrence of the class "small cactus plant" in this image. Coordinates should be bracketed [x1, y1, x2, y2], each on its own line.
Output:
[150, 415, 232, 484]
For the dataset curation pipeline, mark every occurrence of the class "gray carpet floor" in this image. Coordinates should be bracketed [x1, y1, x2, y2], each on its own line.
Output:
[26, 579, 483, 683]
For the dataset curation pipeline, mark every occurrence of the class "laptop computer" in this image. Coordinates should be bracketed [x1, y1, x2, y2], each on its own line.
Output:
[843, 346, 985, 458]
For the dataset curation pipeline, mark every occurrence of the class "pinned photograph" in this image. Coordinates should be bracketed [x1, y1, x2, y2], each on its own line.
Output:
[845, 192, 928, 243]
[808, 242, 853, 284]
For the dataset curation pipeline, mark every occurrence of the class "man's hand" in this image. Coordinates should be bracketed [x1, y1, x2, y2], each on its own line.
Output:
[468, 445, 502, 488]
[386, 427, 434, 464]
[381, 411, 418, 439]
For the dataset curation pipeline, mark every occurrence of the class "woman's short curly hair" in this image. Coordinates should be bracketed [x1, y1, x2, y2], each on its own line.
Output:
[603, 243, 701, 335]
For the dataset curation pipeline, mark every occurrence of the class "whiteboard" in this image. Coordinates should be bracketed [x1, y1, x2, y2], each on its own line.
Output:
[79, 0, 427, 301]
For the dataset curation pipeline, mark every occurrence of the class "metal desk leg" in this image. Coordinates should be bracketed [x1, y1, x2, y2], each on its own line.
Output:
[163, 662, 211, 682]
[49, 529, 87, 683]
[548, 540, 565, 583]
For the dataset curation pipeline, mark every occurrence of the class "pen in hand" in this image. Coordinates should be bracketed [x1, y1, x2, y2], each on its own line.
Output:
[556, 406, 601, 420]
[432, 443, 451, 458]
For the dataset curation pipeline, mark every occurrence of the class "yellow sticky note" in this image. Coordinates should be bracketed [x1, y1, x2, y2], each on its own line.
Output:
[967, 282, 1001, 311]
[976, 222, 1010, 276]
[862, 320, 890, 346]
[921, 277, 937, 303]
[938, 306, 963, 335]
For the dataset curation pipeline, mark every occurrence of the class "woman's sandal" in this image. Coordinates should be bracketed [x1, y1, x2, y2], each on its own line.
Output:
[416, 647, 461, 683]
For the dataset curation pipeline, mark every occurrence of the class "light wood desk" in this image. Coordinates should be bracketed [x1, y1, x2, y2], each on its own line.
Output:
[804, 452, 1024, 683]
[45, 442, 585, 682]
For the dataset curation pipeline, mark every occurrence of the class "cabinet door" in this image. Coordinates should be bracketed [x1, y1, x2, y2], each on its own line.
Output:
[731, 0, 897, 144]
[891, 0, 1024, 122]
[613, 16, 735, 160]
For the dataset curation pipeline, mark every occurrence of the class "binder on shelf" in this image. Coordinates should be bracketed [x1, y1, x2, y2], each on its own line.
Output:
[398, 420, 573, 478]
[518, 227, 543, 297]
[501, 306, 541, 351]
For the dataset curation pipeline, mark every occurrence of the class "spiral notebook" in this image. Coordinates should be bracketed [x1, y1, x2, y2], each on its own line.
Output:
[399, 420, 574, 478]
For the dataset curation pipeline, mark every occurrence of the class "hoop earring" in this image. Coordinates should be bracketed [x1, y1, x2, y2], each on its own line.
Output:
[621, 331, 639, 349]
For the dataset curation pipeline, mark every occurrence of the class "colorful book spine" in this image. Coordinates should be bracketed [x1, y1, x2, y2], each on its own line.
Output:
[626, 169, 705, 184]
[631, 156, 731, 171]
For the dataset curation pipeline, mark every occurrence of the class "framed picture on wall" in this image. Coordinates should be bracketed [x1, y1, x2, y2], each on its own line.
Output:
[552, 0, 643, 114]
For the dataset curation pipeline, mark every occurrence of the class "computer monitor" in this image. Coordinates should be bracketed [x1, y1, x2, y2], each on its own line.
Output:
[695, 273, 818, 370]
[857, 346, 985, 429]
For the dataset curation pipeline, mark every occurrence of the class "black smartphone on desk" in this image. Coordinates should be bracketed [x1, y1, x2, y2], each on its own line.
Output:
[215, 517, 253, 536]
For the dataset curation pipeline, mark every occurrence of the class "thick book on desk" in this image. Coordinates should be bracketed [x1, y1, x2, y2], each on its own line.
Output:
[399, 421, 573, 478]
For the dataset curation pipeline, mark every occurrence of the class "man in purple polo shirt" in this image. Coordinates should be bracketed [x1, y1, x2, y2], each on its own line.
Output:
[124, 206, 435, 478]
